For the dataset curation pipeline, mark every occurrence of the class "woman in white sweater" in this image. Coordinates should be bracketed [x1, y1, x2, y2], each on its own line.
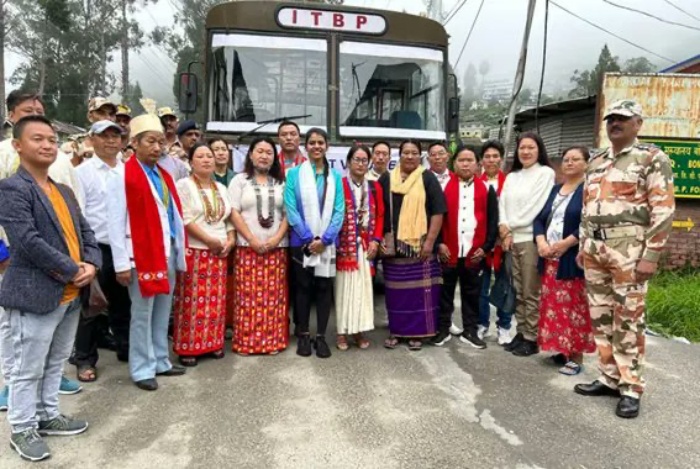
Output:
[499, 132, 555, 357]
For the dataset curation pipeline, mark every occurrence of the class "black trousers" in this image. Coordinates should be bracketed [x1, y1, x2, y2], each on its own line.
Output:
[291, 247, 333, 336]
[73, 244, 132, 366]
[439, 260, 483, 335]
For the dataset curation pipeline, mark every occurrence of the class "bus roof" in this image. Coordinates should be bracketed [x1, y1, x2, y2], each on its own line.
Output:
[206, 1, 449, 47]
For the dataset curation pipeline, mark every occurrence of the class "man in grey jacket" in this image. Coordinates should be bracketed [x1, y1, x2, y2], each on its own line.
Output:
[0, 116, 101, 462]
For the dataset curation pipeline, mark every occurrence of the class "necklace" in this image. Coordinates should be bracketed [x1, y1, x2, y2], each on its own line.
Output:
[352, 179, 368, 227]
[193, 176, 223, 224]
[251, 176, 275, 229]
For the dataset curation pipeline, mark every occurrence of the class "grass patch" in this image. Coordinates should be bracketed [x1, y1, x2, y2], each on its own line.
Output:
[647, 268, 700, 342]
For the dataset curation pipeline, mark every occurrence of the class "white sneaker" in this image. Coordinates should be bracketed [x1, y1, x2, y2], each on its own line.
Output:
[449, 323, 463, 336]
[477, 325, 491, 340]
[497, 327, 512, 345]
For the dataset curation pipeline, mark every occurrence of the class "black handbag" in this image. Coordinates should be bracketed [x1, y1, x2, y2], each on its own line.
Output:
[489, 251, 517, 314]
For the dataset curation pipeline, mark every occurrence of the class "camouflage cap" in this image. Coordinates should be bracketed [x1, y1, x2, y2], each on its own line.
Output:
[116, 104, 132, 117]
[604, 99, 643, 119]
[88, 97, 117, 113]
[157, 106, 177, 118]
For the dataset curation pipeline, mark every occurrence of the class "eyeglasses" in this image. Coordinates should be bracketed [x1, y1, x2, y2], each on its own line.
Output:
[351, 158, 369, 165]
[430, 150, 448, 157]
[562, 157, 585, 164]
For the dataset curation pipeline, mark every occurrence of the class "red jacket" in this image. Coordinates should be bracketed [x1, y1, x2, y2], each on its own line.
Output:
[479, 170, 506, 271]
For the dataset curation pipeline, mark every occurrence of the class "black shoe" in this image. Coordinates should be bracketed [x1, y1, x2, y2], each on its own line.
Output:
[314, 335, 332, 358]
[574, 380, 621, 397]
[297, 334, 312, 357]
[157, 365, 186, 376]
[616, 396, 640, 418]
[116, 351, 129, 363]
[135, 378, 158, 391]
[512, 340, 539, 356]
[429, 330, 452, 347]
[97, 333, 117, 351]
[504, 332, 524, 351]
[459, 332, 487, 349]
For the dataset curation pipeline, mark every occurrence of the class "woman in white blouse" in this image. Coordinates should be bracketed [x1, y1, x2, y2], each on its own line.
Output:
[499, 132, 555, 357]
[173, 143, 235, 367]
[228, 137, 289, 355]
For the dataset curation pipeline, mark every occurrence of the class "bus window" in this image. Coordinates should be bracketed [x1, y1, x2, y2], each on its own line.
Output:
[339, 41, 445, 140]
[208, 34, 328, 131]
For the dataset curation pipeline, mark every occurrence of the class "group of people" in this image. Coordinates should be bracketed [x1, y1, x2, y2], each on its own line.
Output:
[0, 90, 675, 462]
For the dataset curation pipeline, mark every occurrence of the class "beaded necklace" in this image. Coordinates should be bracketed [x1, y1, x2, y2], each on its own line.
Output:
[251, 175, 275, 229]
[192, 176, 224, 224]
[351, 178, 368, 227]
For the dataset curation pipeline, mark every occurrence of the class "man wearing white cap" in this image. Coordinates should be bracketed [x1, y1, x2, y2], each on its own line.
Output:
[107, 114, 187, 391]
[73, 121, 132, 382]
[574, 99, 675, 419]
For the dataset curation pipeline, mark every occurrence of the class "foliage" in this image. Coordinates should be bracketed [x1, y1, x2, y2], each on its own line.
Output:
[569, 44, 621, 98]
[622, 57, 656, 74]
[647, 268, 700, 343]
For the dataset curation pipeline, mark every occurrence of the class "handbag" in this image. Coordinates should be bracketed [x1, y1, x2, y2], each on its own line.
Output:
[381, 182, 396, 257]
[489, 251, 517, 314]
[82, 279, 108, 319]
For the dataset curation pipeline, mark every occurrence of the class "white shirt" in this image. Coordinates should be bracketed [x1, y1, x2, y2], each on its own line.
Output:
[228, 173, 287, 247]
[457, 179, 477, 258]
[432, 169, 450, 191]
[177, 178, 233, 250]
[75, 156, 124, 244]
[499, 163, 555, 244]
[546, 192, 573, 245]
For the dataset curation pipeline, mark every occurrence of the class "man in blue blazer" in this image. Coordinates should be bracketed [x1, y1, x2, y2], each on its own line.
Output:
[0, 116, 101, 462]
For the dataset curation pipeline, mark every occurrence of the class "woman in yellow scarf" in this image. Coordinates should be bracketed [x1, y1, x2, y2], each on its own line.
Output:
[378, 140, 447, 351]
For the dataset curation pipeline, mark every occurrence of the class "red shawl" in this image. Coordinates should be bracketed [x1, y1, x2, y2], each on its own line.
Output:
[336, 178, 384, 273]
[479, 170, 506, 271]
[441, 174, 488, 268]
[278, 150, 306, 175]
[125, 157, 183, 297]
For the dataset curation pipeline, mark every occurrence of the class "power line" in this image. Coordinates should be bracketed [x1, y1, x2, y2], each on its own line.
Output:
[602, 0, 700, 32]
[535, 0, 549, 132]
[443, 0, 468, 25]
[550, 1, 677, 63]
[454, 0, 484, 68]
[662, 0, 700, 23]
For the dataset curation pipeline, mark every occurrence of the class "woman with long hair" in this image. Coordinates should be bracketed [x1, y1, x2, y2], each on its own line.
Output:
[173, 143, 235, 366]
[499, 132, 555, 357]
[534, 146, 596, 374]
[379, 139, 447, 351]
[228, 137, 289, 355]
[284, 128, 345, 358]
[335, 144, 384, 350]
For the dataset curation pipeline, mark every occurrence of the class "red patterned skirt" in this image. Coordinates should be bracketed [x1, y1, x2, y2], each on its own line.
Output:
[225, 250, 236, 327]
[233, 247, 289, 354]
[173, 248, 227, 356]
[537, 259, 596, 356]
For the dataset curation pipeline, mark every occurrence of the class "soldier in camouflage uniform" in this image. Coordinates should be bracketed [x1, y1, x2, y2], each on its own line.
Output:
[574, 100, 675, 419]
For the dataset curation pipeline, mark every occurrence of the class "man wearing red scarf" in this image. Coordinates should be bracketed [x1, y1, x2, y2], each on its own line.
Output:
[277, 121, 306, 174]
[107, 114, 188, 391]
[431, 145, 498, 349]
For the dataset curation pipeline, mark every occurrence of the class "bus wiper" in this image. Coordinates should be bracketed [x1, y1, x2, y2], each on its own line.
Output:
[236, 114, 312, 144]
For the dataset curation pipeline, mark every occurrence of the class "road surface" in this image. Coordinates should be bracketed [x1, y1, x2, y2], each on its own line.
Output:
[1, 297, 698, 468]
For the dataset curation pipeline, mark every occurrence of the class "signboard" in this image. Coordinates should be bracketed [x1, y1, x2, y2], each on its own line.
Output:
[642, 137, 700, 199]
[597, 73, 700, 148]
[672, 218, 695, 231]
[277, 7, 387, 35]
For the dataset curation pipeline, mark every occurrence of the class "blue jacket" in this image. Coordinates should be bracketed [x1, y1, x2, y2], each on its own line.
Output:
[533, 183, 584, 280]
[0, 167, 101, 314]
[0, 239, 8, 263]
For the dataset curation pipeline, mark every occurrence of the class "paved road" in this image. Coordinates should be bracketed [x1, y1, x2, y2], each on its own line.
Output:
[1, 298, 699, 468]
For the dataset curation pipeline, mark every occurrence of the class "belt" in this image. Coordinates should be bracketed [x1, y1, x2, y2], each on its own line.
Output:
[586, 225, 638, 241]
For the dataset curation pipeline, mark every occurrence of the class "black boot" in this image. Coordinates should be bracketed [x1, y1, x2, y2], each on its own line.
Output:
[296, 334, 312, 357]
[504, 332, 524, 351]
[616, 396, 640, 418]
[314, 335, 332, 359]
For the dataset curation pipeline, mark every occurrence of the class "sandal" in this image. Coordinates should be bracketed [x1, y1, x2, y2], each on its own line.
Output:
[76, 365, 97, 383]
[353, 333, 370, 350]
[179, 356, 198, 367]
[558, 361, 583, 376]
[383, 336, 399, 350]
[550, 353, 568, 366]
[407, 339, 423, 351]
[336, 335, 350, 351]
[211, 349, 225, 359]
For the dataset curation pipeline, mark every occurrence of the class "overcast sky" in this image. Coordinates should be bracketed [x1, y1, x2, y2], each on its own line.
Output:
[5, 0, 700, 106]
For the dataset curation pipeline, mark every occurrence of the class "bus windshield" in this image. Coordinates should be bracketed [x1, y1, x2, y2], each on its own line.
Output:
[338, 41, 445, 140]
[207, 33, 328, 132]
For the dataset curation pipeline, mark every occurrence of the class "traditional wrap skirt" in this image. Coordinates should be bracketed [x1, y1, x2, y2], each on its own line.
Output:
[335, 245, 375, 335]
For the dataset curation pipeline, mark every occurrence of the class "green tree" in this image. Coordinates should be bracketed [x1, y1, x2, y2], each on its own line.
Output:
[623, 57, 656, 74]
[461, 63, 478, 109]
[569, 44, 620, 98]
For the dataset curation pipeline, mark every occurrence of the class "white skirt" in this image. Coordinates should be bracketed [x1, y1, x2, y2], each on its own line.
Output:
[334, 245, 375, 335]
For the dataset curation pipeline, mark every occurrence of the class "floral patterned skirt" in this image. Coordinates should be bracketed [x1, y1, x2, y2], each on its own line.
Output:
[173, 248, 227, 356]
[233, 247, 289, 355]
[537, 259, 596, 356]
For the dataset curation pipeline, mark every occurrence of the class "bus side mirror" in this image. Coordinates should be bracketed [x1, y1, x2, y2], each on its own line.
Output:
[178, 72, 198, 114]
[447, 97, 460, 134]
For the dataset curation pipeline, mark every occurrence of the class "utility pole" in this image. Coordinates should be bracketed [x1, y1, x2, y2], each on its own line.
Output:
[121, 0, 129, 103]
[503, 0, 537, 159]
